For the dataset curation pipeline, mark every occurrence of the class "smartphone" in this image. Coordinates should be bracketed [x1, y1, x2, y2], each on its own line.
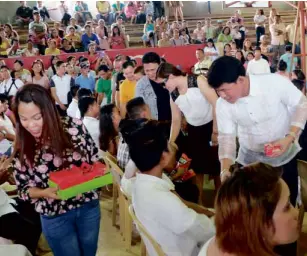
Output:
[98, 51, 105, 58]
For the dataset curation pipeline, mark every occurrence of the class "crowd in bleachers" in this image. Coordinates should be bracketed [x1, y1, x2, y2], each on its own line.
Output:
[0, 1, 307, 256]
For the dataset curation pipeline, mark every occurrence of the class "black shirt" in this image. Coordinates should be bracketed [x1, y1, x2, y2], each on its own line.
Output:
[61, 46, 76, 53]
[115, 72, 125, 91]
[16, 6, 33, 19]
[150, 79, 172, 122]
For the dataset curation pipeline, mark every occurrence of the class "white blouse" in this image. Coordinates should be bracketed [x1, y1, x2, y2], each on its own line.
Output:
[0, 115, 15, 154]
[174, 82, 213, 127]
[204, 47, 219, 62]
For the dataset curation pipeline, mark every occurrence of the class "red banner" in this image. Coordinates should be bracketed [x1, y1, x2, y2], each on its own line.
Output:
[3, 45, 204, 72]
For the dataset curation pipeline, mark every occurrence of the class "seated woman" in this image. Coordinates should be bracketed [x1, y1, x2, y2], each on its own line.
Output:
[60, 38, 75, 53]
[198, 163, 298, 256]
[78, 96, 100, 148]
[0, 94, 15, 156]
[142, 14, 155, 47]
[109, 25, 126, 50]
[99, 103, 121, 156]
[45, 39, 60, 55]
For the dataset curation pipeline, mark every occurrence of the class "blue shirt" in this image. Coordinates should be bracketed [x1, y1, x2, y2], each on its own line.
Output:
[81, 33, 99, 51]
[280, 52, 298, 73]
[75, 74, 95, 92]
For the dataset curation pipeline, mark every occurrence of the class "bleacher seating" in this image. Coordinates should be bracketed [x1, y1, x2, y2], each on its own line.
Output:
[12, 9, 297, 49]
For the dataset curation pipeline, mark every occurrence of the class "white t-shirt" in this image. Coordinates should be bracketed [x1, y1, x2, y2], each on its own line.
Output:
[67, 99, 81, 119]
[0, 78, 24, 96]
[246, 58, 271, 75]
[0, 115, 15, 154]
[204, 47, 218, 62]
[83, 116, 99, 148]
[254, 15, 267, 28]
[50, 74, 72, 105]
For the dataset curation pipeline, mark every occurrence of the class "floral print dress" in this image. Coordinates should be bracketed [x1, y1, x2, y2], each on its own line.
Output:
[13, 116, 100, 216]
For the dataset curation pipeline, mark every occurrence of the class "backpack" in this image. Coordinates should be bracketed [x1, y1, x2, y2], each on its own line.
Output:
[4, 79, 18, 96]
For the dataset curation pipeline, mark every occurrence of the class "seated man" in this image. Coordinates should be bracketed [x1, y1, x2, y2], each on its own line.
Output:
[29, 10, 47, 55]
[96, 1, 111, 24]
[121, 118, 215, 256]
[194, 49, 212, 76]
[33, 1, 50, 22]
[15, 1, 33, 29]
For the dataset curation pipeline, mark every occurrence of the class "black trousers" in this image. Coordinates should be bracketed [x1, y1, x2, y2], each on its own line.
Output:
[0, 199, 41, 256]
[256, 26, 265, 46]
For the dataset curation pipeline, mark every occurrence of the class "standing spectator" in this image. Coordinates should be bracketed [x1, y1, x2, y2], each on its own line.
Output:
[67, 85, 80, 118]
[171, 1, 184, 22]
[269, 8, 278, 25]
[59, 1, 71, 26]
[95, 19, 109, 50]
[33, 1, 50, 21]
[26, 59, 49, 89]
[194, 49, 212, 75]
[0, 28, 10, 58]
[60, 38, 75, 53]
[50, 60, 75, 116]
[202, 18, 215, 42]
[22, 39, 39, 57]
[217, 26, 232, 44]
[13, 60, 30, 83]
[47, 55, 60, 79]
[75, 63, 96, 92]
[125, 2, 137, 24]
[254, 9, 267, 47]
[0, 65, 24, 97]
[158, 31, 171, 47]
[213, 20, 223, 41]
[45, 39, 60, 55]
[280, 45, 298, 73]
[97, 65, 112, 106]
[111, 1, 125, 22]
[231, 25, 242, 49]
[29, 10, 47, 55]
[277, 60, 289, 79]
[193, 21, 205, 44]
[96, 1, 111, 24]
[4, 24, 19, 56]
[16, 1, 33, 29]
[81, 24, 99, 51]
[13, 84, 101, 256]
[142, 14, 156, 47]
[270, 15, 286, 67]
[109, 25, 126, 49]
[246, 47, 271, 75]
[204, 38, 219, 62]
[119, 61, 137, 117]
[135, 52, 171, 121]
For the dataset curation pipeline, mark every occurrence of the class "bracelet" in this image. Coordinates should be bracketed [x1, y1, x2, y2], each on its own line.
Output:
[286, 131, 297, 142]
[220, 169, 229, 177]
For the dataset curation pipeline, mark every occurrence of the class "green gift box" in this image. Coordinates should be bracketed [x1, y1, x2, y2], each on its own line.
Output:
[48, 163, 113, 200]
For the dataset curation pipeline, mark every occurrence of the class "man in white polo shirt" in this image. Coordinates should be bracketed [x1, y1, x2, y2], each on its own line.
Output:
[121, 119, 215, 256]
[50, 60, 75, 116]
[0, 66, 24, 97]
[208, 56, 307, 255]
[246, 46, 270, 75]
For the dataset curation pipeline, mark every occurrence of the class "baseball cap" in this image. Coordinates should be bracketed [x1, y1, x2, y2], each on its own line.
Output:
[80, 63, 90, 69]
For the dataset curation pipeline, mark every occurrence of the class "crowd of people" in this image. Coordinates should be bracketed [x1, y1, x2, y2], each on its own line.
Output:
[0, 2, 307, 256]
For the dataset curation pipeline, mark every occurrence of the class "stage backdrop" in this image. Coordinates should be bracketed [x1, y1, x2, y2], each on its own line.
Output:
[3, 45, 204, 72]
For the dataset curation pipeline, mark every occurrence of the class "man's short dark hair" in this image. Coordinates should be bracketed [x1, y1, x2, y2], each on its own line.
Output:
[126, 97, 147, 119]
[207, 56, 246, 89]
[285, 45, 292, 52]
[254, 46, 261, 51]
[122, 61, 135, 70]
[77, 88, 92, 99]
[56, 60, 64, 68]
[14, 60, 24, 66]
[67, 56, 75, 63]
[142, 52, 161, 65]
[196, 48, 204, 53]
[0, 65, 9, 70]
[98, 65, 109, 73]
[70, 85, 80, 98]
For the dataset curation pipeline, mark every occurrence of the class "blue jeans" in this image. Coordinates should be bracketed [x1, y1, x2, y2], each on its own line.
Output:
[40, 200, 100, 256]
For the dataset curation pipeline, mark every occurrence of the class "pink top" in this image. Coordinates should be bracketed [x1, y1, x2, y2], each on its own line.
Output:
[110, 35, 126, 49]
[125, 5, 137, 18]
[27, 75, 49, 88]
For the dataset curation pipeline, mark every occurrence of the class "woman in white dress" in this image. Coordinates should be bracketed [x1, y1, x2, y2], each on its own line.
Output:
[156, 62, 220, 203]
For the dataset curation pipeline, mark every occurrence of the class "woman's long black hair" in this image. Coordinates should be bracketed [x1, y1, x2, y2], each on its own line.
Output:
[99, 104, 117, 151]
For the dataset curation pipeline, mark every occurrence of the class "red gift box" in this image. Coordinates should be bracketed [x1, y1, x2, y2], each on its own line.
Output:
[264, 145, 282, 157]
[49, 162, 106, 190]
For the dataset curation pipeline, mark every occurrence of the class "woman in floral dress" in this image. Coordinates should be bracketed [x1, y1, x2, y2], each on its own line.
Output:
[12, 84, 101, 256]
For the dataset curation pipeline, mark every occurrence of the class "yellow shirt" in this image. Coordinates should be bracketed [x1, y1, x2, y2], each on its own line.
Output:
[97, 1, 110, 13]
[45, 48, 60, 55]
[0, 41, 9, 56]
[119, 79, 136, 104]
